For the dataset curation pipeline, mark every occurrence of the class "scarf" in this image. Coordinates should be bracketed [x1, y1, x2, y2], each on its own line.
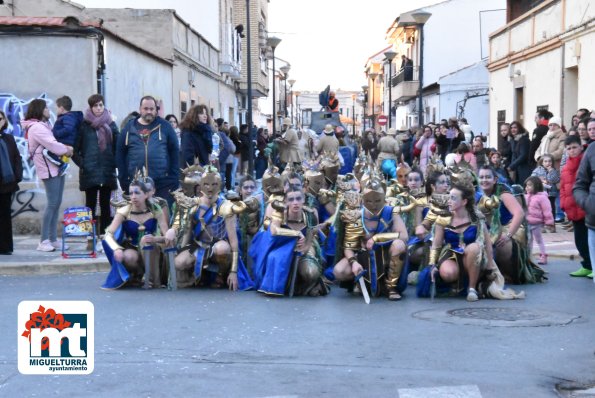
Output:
[513, 132, 527, 141]
[0, 134, 15, 184]
[84, 108, 113, 151]
[536, 127, 562, 160]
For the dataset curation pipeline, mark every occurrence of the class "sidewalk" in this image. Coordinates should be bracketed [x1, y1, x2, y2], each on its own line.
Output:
[0, 230, 582, 277]
[0, 235, 109, 276]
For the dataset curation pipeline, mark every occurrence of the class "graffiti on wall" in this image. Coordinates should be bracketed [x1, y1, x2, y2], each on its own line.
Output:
[11, 190, 42, 219]
[0, 93, 57, 137]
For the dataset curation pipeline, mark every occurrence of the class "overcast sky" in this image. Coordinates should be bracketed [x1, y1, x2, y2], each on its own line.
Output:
[76, 0, 443, 91]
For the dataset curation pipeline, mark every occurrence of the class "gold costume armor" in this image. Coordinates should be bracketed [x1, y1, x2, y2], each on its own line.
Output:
[341, 191, 364, 250]
[372, 232, 401, 243]
[435, 215, 452, 227]
[218, 199, 248, 218]
[477, 194, 501, 216]
[231, 251, 239, 273]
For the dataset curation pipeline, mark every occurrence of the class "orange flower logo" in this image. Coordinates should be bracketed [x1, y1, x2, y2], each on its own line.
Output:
[21, 305, 72, 350]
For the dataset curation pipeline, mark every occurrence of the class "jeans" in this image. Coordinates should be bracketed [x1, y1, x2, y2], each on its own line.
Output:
[589, 228, 595, 284]
[231, 156, 239, 188]
[41, 175, 65, 242]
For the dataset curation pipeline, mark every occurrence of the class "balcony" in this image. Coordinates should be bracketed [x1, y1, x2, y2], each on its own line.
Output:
[389, 66, 419, 102]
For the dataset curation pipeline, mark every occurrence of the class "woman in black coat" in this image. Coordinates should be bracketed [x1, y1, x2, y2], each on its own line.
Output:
[179, 104, 213, 167]
[0, 110, 23, 254]
[507, 121, 532, 185]
[73, 94, 119, 236]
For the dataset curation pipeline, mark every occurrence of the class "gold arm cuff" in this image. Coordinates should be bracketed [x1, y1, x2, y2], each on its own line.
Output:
[104, 230, 124, 251]
[273, 227, 301, 237]
[393, 202, 416, 213]
[429, 248, 441, 265]
[372, 232, 400, 243]
[231, 251, 239, 273]
[263, 217, 272, 230]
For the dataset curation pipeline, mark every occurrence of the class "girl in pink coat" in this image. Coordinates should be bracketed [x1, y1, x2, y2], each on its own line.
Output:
[524, 176, 555, 264]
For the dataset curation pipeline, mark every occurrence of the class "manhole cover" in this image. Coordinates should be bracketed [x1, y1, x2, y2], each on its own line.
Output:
[413, 307, 581, 327]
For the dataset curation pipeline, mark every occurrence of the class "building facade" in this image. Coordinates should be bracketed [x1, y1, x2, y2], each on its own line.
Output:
[384, 0, 505, 130]
[488, 0, 594, 148]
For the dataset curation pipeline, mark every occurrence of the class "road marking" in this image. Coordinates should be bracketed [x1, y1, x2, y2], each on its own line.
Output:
[399, 385, 482, 398]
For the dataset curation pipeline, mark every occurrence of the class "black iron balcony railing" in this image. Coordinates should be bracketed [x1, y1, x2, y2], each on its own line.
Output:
[390, 66, 420, 87]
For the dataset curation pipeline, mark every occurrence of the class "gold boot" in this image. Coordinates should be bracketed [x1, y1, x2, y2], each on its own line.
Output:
[387, 253, 405, 301]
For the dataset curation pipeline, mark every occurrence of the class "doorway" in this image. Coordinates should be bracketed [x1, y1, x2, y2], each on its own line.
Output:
[515, 87, 524, 124]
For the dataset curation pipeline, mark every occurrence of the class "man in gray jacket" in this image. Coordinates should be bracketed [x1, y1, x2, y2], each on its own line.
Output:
[573, 119, 595, 283]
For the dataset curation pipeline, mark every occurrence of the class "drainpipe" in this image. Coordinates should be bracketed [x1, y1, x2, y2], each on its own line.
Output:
[559, 44, 565, 124]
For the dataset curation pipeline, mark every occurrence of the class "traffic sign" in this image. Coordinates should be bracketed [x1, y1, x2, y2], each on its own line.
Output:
[377, 115, 388, 126]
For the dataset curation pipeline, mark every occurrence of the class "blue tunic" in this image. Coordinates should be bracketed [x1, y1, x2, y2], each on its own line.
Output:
[101, 217, 159, 289]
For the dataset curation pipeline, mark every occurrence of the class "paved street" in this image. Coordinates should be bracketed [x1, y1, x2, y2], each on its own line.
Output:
[1, 255, 594, 397]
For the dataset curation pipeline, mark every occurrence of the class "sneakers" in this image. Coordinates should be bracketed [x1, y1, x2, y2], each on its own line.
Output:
[588, 272, 594, 279]
[537, 253, 547, 265]
[466, 288, 479, 302]
[569, 267, 592, 277]
[51, 240, 69, 250]
[37, 240, 55, 252]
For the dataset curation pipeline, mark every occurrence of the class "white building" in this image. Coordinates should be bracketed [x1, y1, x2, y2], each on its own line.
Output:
[488, 0, 594, 149]
[438, 61, 490, 136]
[384, 0, 505, 130]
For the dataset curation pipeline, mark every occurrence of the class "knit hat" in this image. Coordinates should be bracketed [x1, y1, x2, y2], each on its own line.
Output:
[548, 116, 562, 127]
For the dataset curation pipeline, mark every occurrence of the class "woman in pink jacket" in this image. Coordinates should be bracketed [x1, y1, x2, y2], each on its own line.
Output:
[524, 176, 555, 265]
[23, 99, 73, 252]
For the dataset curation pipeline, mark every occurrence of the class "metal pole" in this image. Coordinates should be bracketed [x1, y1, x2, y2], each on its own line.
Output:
[418, 22, 424, 127]
[388, 61, 392, 129]
[371, 78, 375, 131]
[363, 94, 367, 131]
[271, 53, 277, 135]
[246, 0, 254, 176]
[284, 77, 288, 117]
[352, 96, 355, 135]
[290, 89, 293, 124]
[296, 94, 299, 126]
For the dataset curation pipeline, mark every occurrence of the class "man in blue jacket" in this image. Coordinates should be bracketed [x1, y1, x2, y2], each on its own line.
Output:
[116, 96, 180, 208]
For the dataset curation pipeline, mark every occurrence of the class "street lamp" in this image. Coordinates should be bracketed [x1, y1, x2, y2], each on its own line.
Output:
[369, 72, 378, 130]
[412, 10, 431, 127]
[294, 91, 301, 126]
[351, 93, 356, 136]
[266, 36, 281, 135]
[361, 85, 368, 131]
[288, 78, 296, 124]
[383, 50, 397, 129]
[280, 64, 291, 119]
[246, 0, 254, 175]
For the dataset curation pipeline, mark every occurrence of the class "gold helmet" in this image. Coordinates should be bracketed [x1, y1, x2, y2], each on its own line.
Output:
[342, 189, 361, 209]
[336, 173, 359, 193]
[200, 165, 222, 198]
[362, 177, 386, 216]
[262, 163, 283, 198]
[181, 163, 204, 196]
[425, 153, 445, 176]
[304, 168, 325, 195]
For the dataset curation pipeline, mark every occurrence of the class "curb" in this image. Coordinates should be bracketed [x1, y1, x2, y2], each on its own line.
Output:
[0, 261, 109, 276]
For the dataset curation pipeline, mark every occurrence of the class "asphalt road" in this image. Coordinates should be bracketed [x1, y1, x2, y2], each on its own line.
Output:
[1, 258, 594, 398]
